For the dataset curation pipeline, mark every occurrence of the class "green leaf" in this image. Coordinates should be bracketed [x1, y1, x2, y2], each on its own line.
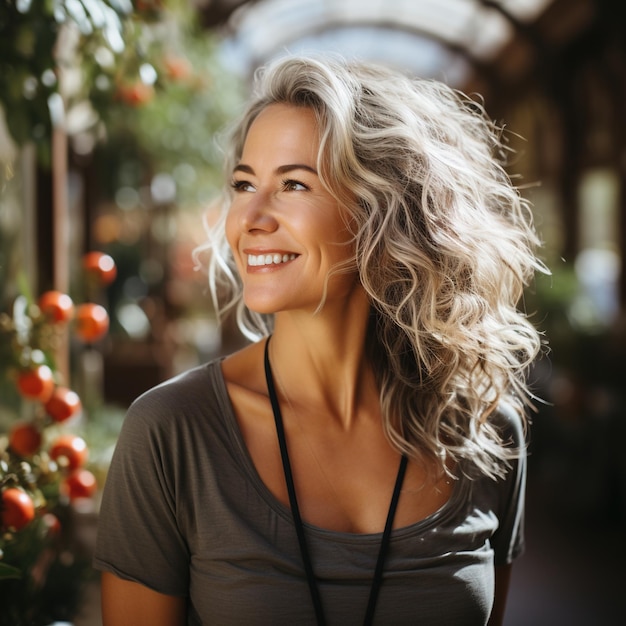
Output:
[0, 562, 22, 580]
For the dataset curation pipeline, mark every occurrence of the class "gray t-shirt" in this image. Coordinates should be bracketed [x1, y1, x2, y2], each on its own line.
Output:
[94, 359, 525, 625]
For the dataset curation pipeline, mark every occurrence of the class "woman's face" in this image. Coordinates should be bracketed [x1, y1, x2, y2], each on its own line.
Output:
[226, 103, 359, 315]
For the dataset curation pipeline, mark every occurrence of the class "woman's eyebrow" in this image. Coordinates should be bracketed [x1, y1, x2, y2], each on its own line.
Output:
[232, 163, 318, 175]
[233, 163, 254, 175]
[275, 164, 318, 175]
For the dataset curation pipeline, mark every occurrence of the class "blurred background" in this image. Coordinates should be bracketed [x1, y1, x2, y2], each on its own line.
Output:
[0, 1, 624, 624]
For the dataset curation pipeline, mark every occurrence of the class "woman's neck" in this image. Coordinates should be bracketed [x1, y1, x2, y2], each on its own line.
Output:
[268, 291, 377, 430]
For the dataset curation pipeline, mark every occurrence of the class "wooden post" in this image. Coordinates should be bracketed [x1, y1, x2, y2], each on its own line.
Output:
[52, 124, 69, 296]
[48, 25, 71, 382]
[51, 120, 70, 383]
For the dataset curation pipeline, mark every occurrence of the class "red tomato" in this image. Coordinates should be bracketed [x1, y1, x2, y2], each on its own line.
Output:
[83, 251, 117, 285]
[49, 434, 88, 470]
[74, 303, 109, 343]
[44, 387, 82, 423]
[38, 290, 75, 323]
[9, 422, 42, 456]
[42, 512, 62, 538]
[63, 469, 97, 500]
[16, 365, 55, 402]
[1, 488, 35, 531]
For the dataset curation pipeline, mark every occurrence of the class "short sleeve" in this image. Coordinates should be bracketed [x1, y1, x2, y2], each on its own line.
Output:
[490, 403, 527, 566]
[93, 389, 190, 596]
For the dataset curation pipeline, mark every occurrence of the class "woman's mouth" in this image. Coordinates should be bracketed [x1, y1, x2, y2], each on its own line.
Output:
[247, 253, 297, 267]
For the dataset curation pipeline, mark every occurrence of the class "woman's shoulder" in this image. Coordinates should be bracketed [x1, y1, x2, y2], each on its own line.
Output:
[105, 357, 243, 501]
[134, 358, 224, 403]
[123, 357, 229, 433]
[490, 400, 527, 450]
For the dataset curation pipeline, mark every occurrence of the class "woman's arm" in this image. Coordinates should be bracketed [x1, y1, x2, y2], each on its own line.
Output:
[488, 563, 512, 626]
[101, 572, 186, 626]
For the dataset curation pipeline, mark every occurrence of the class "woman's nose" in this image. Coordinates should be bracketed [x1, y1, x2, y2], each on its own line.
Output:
[241, 192, 278, 233]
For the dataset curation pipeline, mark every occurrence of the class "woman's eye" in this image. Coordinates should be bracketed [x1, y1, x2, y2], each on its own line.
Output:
[282, 179, 309, 192]
[231, 180, 255, 192]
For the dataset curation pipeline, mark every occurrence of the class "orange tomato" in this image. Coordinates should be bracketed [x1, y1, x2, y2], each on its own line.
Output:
[63, 469, 97, 500]
[1, 488, 35, 531]
[49, 434, 88, 471]
[74, 303, 109, 343]
[164, 55, 192, 81]
[44, 387, 82, 423]
[9, 422, 42, 456]
[16, 365, 55, 402]
[38, 290, 75, 323]
[83, 251, 117, 285]
[116, 82, 154, 107]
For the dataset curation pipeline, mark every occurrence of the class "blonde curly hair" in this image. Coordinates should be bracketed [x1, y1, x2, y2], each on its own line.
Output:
[196, 55, 547, 479]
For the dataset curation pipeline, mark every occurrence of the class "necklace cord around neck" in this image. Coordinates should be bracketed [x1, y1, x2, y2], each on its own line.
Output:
[264, 336, 326, 625]
[263, 336, 407, 626]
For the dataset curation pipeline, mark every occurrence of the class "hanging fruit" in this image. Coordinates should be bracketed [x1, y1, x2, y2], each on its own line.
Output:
[115, 81, 155, 107]
[49, 435, 89, 471]
[74, 303, 110, 343]
[8, 422, 43, 457]
[41, 512, 62, 539]
[164, 55, 192, 81]
[63, 469, 97, 500]
[83, 251, 117, 286]
[37, 291, 75, 324]
[44, 387, 82, 423]
[16, 365, 55, 402]
[1, 488, 36, 531]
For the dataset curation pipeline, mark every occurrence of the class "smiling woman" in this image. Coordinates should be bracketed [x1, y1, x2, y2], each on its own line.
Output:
[94, 55, 546, 626]
[225, 103, 360, 316]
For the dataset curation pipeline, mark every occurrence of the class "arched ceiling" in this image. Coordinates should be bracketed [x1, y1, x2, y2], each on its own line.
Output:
[196, 0, 558, 86]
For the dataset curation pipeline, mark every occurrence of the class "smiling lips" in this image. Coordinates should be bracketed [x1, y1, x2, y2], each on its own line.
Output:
[247, 253, 297, 267]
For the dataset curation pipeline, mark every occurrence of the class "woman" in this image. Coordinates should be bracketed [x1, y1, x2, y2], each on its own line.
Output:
[94, 55, 545, 625]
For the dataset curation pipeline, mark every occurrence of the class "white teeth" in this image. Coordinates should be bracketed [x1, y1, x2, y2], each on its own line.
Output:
[248, 253, 296, 266]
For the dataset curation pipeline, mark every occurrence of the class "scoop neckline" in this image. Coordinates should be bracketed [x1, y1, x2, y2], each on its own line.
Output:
[207, 358, 468, 544]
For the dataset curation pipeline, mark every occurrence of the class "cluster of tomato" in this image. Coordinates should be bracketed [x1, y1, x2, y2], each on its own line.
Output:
[1, 436, 96, 532]
[115, 51, 194, 108]
[0, 252, 116, 534]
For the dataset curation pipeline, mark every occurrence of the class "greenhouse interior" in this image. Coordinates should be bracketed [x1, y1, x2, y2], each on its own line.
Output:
[0, 0, 625, 624]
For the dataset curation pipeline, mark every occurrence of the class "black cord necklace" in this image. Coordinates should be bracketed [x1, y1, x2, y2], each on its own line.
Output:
[264, 338, 408, 626]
